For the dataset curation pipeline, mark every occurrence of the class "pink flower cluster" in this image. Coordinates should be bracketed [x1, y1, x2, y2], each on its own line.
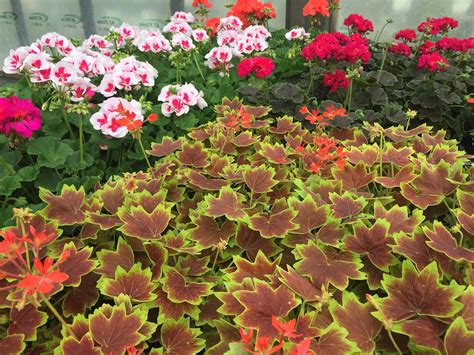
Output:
[158, 83, 207, 117]
[343, 14, 374, 33]
[395, 29, 417, 42]
[204, 16, 271, 74]
[0, 96, 41, 138]
[162, 12, 209, 51]
[237, 57, 275, 78]
[417, 52, 449, 72]
[418, 17, 458, 35]
[301, 32, 371, 63]
[285, 28, 309, 41]
[322, 69, 349, 92]
[97, 56, 158, 97]
[90, 98, 144, 138]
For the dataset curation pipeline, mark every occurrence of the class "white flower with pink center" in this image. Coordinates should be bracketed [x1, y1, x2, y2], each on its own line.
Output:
[192, 29, 209, 43]
[90, 97, 144, 138]
[285, 27, 308, 40]
[98, 74, 117, 97]
[158, 83, 207, 117]
[163, 21, 193, 36]
[3, 47, 29, 74]
[172, 33, 195, 51]
[69, 78, 95, 102]
[217, 30, 240, 47]
[170, 11, 195, 24]
[51, 61, 79, 86]
[23, 52, 52, 72]
[218, 16, 243, 32]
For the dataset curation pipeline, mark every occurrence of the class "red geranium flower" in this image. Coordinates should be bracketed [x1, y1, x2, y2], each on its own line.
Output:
[237, 57, 275, 79]
[192, 0, 212, 8]
[303, 0, 330, 17]
[205, 17, 220, 36]
[395, 29, 417, 42]
[418, 17, 458, 35]
[417, 51, 449, 72]
[17, 256, 69, 295]
[389, 42, 412, 57]
[323, 69, 350, 92]
[343, 14, 374, 33]
[228, 0, 276, 27]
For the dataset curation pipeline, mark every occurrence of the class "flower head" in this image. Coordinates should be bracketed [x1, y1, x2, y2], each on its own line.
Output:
[17, 256, 69, 295]
[303, 0, 330, 17]
[0, 96, 42, 138]
[343, 14, 374, 33]
[192, 0, 212, 8]
[237, 57, 275, 78]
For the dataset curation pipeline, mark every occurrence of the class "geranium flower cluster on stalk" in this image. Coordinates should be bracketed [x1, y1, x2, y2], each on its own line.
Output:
[388, 16, 473, 70]
[158, 83, 207, 117]
[0, 96, 41, 139]
[237, 57, 275, 78]
[205, 16, 271, 75]
[227, 0, 276, 27]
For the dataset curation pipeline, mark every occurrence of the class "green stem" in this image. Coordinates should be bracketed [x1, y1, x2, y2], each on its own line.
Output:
[192, 52, 205, 81]
[137, 136, 152, 170]
[78, 115, 84, 175]
[345, 78, 353, 112]
[62, 109, 75, 141]
[379, 135, 384, 176]
[387, 329, 403, 355]
[40, 294, 77, 340]
[307, 63, 314, 95]
[376, 48, 388, 83]
[375, 21, 392, 42]
[18, 219, 31, 271]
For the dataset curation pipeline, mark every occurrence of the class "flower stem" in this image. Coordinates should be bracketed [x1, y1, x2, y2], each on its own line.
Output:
[78, 115, 84, 175]
[62, 109, 75, 141]
[18, 219, 31, 271]
[387, 329, 403, 355]
[345, 78, 353, 112]
[192, 52, 205, 81]
[137, 136, 152, 169]
[376, 48, 388, 83]
[40, 293, 77, 341]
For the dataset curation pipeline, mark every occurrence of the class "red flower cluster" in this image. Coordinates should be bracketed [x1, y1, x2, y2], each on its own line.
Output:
[227, 0, 276, 27]
[395, 29, 417, 42]
[300, 104, 347, 128]
[237, 57, 275, 79]
[192, 0, 212, 8]
[205, 17, 220, 36]
[419, 40, 436, 54]
[417, 52, 449, 72]
[343, 14, 374, 33]
[389, 42, 412, 57]
[323, 69, 350, 92]
[418, 17, 458, 35]
[436, 37, 474, 53]
[301, 32, 371, 63]
[0, 96, 41, 138]
[303, 0, 332, 17]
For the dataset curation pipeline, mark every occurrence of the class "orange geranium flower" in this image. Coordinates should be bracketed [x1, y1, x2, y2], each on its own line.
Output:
[192, 0, 212, 8]
[303, 0, 330, 17]
[467, 97, 474, 104]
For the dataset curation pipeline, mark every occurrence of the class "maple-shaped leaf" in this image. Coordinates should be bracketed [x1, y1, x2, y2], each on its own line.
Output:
[206, 186, 247, 220]
[58, 242, 97, 286]
[234, 280, 300, 338]
[189, 214, 236, 249]
[375, 165, 416, 188]
[294, 241, 365, 290]
[118, 205, 171, 239]
[149, 137, 182, 157]
[162, 266, 213, 305]
[178, 141, 209, 168]
[228, 251, 280, 283]
[144, 241, 168, 280]
[344, 220, 396, 271]
[444, 317, 474, 355]
[259, 142, 292, 164]
[423, 222, 474, 262]
[392, 316, 445, 351]
[242, 165, 277, 194]
[248, 204, 298, 238]
[374, 201, 425, 234]
[39, 185, 86, 225]
[288, 195, 329, 234]
[430, 144, 462, 165]
[98, 181, 125, 214]
[177, 255, 210, 276]
[0, 335, 25, 355]
[392, 229, 456, 276]
[233, 131, 257, 147]
[457, 189, 474, 215]
[207, 320, 241, 355]
[315, 220, 345, 246]
[345, 144, 380, 167]
[330, 192, 367, 219]
[385, 124, 431, 143]
[60, 334, 101, 355]
[333, 162, 376, 190]
[63, 273, 100, 317]
[376, 260, 464, 322]
[278, 266, 321, 302]
[235, 223, 282, 260]
[400, 161, 458, 209]
[311, 323, 360, 355]
[8, 305, 47, 341]
[154, 288, 199, 324]
[329, 292, 382, 354]
[89, 303, 147, 355]
[187, 170, 229, 191]
[382, 144, 414, 166]
[460, 286, 474, 330]
[161, 318, 205, 355]
[95, 238, 135, 278]
[98, 263, 157, 302]
[268, 116, 298, 134]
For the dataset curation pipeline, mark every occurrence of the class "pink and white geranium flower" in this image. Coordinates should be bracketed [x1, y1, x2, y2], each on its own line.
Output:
[158, 83, 207, 117]
[285, 27, 309, 40]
